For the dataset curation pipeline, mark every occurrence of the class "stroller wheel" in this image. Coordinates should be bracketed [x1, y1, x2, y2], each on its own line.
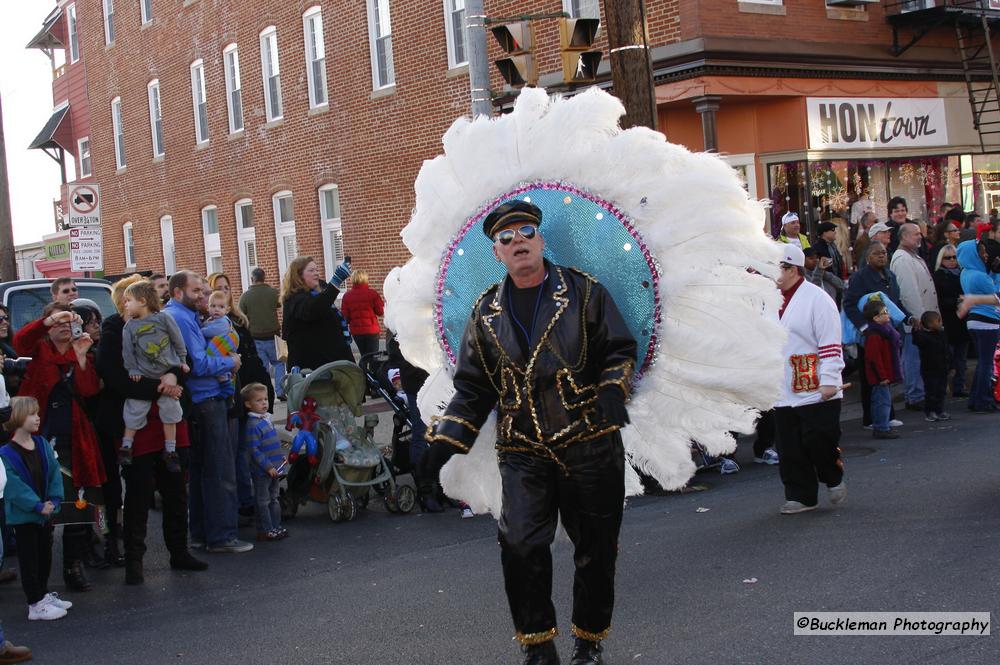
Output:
[343, 494, 358, 521]
[394, 485, 416, 514]
[383, 493, 399, 513]
[328, 494, 346, 523]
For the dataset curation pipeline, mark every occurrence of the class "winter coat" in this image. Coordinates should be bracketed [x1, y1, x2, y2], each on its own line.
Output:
[913, 329, 949, 376]
[282, 285, 354, 371]
[0, 436, 63, 525]
[863, 323, 902, 385]
[340, 284, 384, 336]
[957, 239, 1000, 323]
[13, 318, 105, 488]
[933, 269, 970, 345]
[843, 265, 909, 332]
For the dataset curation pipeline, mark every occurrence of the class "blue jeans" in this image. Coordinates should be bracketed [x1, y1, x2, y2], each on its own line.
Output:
[189, 398, 239, 546]
[254, 338, 286, 398]
[969, 328, 1000, 410]
[949, 339, 969, 394]
[902, 332, 925, 404]
[871, 384, 892, 432]
[253, 476, 281, 533]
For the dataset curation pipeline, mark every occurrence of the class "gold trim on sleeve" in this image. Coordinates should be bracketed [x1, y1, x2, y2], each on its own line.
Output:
[425, 432, 470, 453]
[516, 627, 558, 645]
[430, 415, 480, 434]
[571, 624, 610, 642]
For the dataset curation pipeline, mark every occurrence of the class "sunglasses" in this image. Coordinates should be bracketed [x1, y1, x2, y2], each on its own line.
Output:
[942, 255, 957, 260]
[60, 288, 78, 295]
[0, 316, 8, 322]
[494, 224, 537, 245]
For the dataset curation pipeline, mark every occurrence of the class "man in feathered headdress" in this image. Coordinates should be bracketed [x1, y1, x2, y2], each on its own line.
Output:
[419, 200, 637, 665]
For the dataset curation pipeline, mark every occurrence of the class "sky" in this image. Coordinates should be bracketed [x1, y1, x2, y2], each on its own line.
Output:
[1, 3, 67, 247]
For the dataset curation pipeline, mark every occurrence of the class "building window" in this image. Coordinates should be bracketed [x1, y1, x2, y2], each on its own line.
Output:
[140, 0, 153, 24]
[444, 0, 467, 68]
[303, 8, 328, 108]
[123, 222, 135, 267]
[67, 4, 80, 63]
[160, 215, 175, 274]
[103, 0, 115, 45]
[564, 0, 600, 18]
[111, 96, 126, 169]
[319, 185, 344, 281]
[190, 60, 209, 144]
[223, 44, 243, 133]
[202, 206, 222, 274]
[272, 191, 296, 279]
[367, 0, 395, 89]
[147, 80, 164, 157]
[235, 199, 257, 291]
[259, 27, 283, 121]
[77, 137, 91, 178]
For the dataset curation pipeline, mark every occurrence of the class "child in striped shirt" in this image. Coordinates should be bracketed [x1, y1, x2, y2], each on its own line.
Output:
[241, 383, 287, 541]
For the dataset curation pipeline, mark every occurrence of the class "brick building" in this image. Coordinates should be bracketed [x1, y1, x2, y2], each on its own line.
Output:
[25, 0, 1000, 293]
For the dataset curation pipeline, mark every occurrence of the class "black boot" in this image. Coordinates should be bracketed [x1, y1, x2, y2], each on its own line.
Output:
[522, 641, 560, 665]
[125, 559, 144, 585]
[104, 538, 126, 568]
[169, 550, 208, 571]
[569, 639, 603, 665]
[63, 561, 92, 591]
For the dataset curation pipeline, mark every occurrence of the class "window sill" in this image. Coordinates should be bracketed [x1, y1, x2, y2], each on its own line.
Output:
[308, 104, 329, 116]
[264, 118, 284, 129]
[141, 20, 153, 30]
[152, 155, 164, 164]
[737, 2, 786, 15]
[116, 167, 127, 175]
[182, 0, 199, 6]
[195, 140, 210, 151]
[446, 63, 469, 79]
[826, 6, 868, 21]
[105, 41, 115, 50]
[371, 85, 396, 100]
[228, 129, 245, 140]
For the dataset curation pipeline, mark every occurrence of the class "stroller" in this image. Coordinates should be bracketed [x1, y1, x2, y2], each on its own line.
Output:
[359, 351, 419, 481]
[280, 361, 416, 522]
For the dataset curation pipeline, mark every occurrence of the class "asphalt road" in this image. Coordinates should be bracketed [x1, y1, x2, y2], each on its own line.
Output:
[4, 395, 998, 665]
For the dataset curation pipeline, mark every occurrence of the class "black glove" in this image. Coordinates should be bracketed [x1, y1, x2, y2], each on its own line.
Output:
[417, 440, 459, 486]
[597, 386, 630, 427]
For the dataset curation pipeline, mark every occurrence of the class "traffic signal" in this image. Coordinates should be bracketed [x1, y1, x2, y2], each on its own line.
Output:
[559, 17, 602, 84]
[491, 22, 536, 87]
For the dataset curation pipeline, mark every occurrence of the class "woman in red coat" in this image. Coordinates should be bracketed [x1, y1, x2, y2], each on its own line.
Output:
[14, 302, 105, 591]
[340, 271, 384, 358]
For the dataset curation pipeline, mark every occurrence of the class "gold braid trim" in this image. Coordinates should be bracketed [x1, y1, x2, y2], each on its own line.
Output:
[516, 627, 558, 645]
[425, 432, 470, 453]
[430, 415, 480, 434]
[571, 624, 611, 642]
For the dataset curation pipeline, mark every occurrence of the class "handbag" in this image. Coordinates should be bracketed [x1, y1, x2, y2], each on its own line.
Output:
[275, 335, 288, 363]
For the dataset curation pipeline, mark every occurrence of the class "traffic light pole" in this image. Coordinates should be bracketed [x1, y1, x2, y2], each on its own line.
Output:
[0, 93, 16, 282]
[466, 0, 493, 118]
[604, 0, 658, 131]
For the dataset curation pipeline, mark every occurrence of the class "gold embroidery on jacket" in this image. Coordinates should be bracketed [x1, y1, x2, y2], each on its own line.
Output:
[789, 354, 820, 393]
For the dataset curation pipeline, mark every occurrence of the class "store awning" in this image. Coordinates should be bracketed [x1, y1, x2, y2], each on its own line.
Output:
[29, 105, 70, 152]
[26, 8, 64, 50]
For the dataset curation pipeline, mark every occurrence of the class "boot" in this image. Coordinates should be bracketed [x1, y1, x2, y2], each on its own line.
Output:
[62, 561, 92, 591]
[522, 641, 560, 665]
[104, 538, 126, 568]
[124, 559, 144, 585]
[169, 550, 208, 571]
[569, 639, 603, 665]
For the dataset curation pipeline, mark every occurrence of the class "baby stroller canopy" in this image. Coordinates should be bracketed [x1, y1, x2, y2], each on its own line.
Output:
[286, 361, 367, 417]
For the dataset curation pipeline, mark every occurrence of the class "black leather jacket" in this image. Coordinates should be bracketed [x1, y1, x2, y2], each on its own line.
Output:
[429, 263, 637, 467]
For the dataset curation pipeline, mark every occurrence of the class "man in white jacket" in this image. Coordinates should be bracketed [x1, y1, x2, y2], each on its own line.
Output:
[890, 222, 939, 410]
[773, 245, 847, 515]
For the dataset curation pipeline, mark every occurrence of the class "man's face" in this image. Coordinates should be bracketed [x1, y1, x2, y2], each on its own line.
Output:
[54, 281, 78, 305]
[784, 220, 800, 237]
[821, 229, 836, 242]
[492, 222, 544, 279]
[945, 225, 960, 245]
[890, 203, 908, 224]
[868, 245, 888, 269]
[198, 284, 212, 315]
[775, 263, 801, 290]
[153, 278, 169, 303]
[873, 230, 890, 246]
[899, 223, 920, 251]
[175, 276, 204, 311]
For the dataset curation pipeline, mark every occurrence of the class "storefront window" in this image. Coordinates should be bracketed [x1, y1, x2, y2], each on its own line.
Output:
[972, 154, 1000, 216]
[768, 161, 808, 238]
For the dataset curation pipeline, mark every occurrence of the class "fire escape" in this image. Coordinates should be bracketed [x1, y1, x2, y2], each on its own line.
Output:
[887, 0, 1000, 152]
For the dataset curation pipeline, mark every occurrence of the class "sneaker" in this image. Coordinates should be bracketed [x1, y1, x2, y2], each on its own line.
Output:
[753, 448, 780, 465]
[925, 414, 939, 422]
[862, 424, 873, 430]
[44, 592, 72, 610]
[936, 412, 951, 421]
[828, 482, 847, 505]
[873, 429, 900, 439]
[720, 458, 741, 475]
[117, 447, 133, 466]
[206, 538, 254, 553]
[28, 600, 66, 621]
[780, 500, 817, 515]
[189, 540, 205, 550]
[162, 450, 181, 474]
[889, 419, 904, 427]
[461, 507, 475, 519]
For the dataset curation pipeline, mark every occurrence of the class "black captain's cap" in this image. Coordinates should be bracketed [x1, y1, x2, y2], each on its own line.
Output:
[482, 200, 542, 239]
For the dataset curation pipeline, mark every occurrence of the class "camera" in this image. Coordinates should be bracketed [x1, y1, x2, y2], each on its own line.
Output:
[2, 357, 31, 375]
[70, 320, 83, 339]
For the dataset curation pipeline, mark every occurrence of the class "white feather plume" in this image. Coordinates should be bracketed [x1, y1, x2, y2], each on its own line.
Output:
[387, 88, 786, 516]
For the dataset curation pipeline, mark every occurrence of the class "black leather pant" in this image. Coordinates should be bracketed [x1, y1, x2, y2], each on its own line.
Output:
[498, 433, 625, 645]
[122, 448, 190, 562]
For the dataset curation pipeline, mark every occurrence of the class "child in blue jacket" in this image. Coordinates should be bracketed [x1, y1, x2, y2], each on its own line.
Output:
[0, 396, 69, 621]
[241, 383, 287, 542]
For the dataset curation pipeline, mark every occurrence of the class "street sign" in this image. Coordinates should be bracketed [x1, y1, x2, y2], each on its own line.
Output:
[66, 183, 101, 227]
[69, 227, 103, 271]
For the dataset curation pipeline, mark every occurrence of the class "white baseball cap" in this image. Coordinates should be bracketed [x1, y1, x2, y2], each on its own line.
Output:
[781, 212, 800, 226]
[867, 222, 891, 239]
[780, 245, 805, 268]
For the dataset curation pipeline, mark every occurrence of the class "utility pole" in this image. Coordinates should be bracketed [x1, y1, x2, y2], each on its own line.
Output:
[604, 0, 658, 131]
[0, 93, 17, 281]
[466, 0, 493, 119]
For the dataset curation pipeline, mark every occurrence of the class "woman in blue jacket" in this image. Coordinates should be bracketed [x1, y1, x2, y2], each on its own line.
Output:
[956, 240, 1000, 412]
[0, 396, 69, 621]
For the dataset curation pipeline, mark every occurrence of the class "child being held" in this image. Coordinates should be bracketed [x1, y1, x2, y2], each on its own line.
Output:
[241, 383, 287, 542]
[912, 310, 950, 422]
[203, 290, 240, 398]
[862, 298, 903, 439]
[121, 281, 189, 472]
